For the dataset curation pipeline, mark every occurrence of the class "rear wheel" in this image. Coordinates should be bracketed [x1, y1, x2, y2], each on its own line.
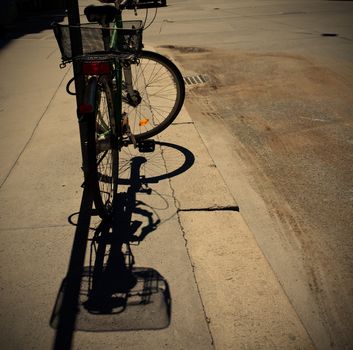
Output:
[90, 76, 118, 218]
[122, 50, 185, 140]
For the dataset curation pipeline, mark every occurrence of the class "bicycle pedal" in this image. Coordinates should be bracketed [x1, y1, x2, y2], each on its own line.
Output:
[138, 140, 155, 153]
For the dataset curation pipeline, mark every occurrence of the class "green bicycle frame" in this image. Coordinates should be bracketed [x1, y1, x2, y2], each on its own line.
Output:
[109, 10, 124, 136]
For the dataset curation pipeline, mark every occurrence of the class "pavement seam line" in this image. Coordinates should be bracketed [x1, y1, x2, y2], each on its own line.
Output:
[0, 224, 73, 232]
[171, 121, 195, 125]
[0, 67, 72, 189]
[159, 142, 216, 349]
[178, 205, 239, 212]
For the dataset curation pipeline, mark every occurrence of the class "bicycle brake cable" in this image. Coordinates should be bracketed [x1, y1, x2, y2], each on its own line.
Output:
[143, 7, 158, 30]
[66, 77, 76, 96]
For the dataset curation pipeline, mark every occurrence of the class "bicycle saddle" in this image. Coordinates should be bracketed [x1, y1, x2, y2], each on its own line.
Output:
[84, 5, 118, 25]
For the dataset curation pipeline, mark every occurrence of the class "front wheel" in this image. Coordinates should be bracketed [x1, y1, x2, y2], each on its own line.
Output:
[122, 50, 185, 140]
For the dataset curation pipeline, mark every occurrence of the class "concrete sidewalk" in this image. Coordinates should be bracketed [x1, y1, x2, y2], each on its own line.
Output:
[0, 2, 314, 349]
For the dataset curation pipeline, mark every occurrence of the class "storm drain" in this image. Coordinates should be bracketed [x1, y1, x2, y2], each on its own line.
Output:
[184, 74, 209, 86]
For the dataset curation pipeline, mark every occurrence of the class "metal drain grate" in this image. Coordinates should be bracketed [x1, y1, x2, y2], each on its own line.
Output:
[184, 74, 209, 86]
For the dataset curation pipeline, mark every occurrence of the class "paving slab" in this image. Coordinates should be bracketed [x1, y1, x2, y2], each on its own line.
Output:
[161, 114, 238, 211]
[0, 71, 82, 230]
[179, 210, 315, 350]
[0, 227, 72, 350]
[0, 38, 69, 186]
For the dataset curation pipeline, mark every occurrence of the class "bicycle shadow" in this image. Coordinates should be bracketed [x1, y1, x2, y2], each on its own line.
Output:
[50, 141, 194, 348]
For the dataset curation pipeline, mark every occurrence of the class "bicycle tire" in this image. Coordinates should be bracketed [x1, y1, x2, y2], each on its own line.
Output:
[88, 76, 118, 218]
[122, 50, 185, 140]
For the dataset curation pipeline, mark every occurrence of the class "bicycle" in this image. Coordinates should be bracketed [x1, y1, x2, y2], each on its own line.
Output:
[53, 0, 185, 218]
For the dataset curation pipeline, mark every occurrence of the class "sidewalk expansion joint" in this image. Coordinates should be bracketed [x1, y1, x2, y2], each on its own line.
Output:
[178, 205, 239, 212]
[171, 121, 195, 125]
[0, 224, 72, 232]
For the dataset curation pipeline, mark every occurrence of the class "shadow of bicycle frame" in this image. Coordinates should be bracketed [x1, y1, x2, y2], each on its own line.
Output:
[50, 141, 195, 349]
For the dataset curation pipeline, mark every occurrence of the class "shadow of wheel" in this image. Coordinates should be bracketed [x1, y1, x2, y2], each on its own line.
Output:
[118, 141, 195, 185]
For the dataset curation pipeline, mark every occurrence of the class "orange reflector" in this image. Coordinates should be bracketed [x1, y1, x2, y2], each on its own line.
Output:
[82, 61, 111, 75]
[139, 118, 149, 126]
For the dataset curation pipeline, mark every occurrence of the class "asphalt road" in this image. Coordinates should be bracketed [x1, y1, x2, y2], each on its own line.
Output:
[141, 1, 353, 349]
